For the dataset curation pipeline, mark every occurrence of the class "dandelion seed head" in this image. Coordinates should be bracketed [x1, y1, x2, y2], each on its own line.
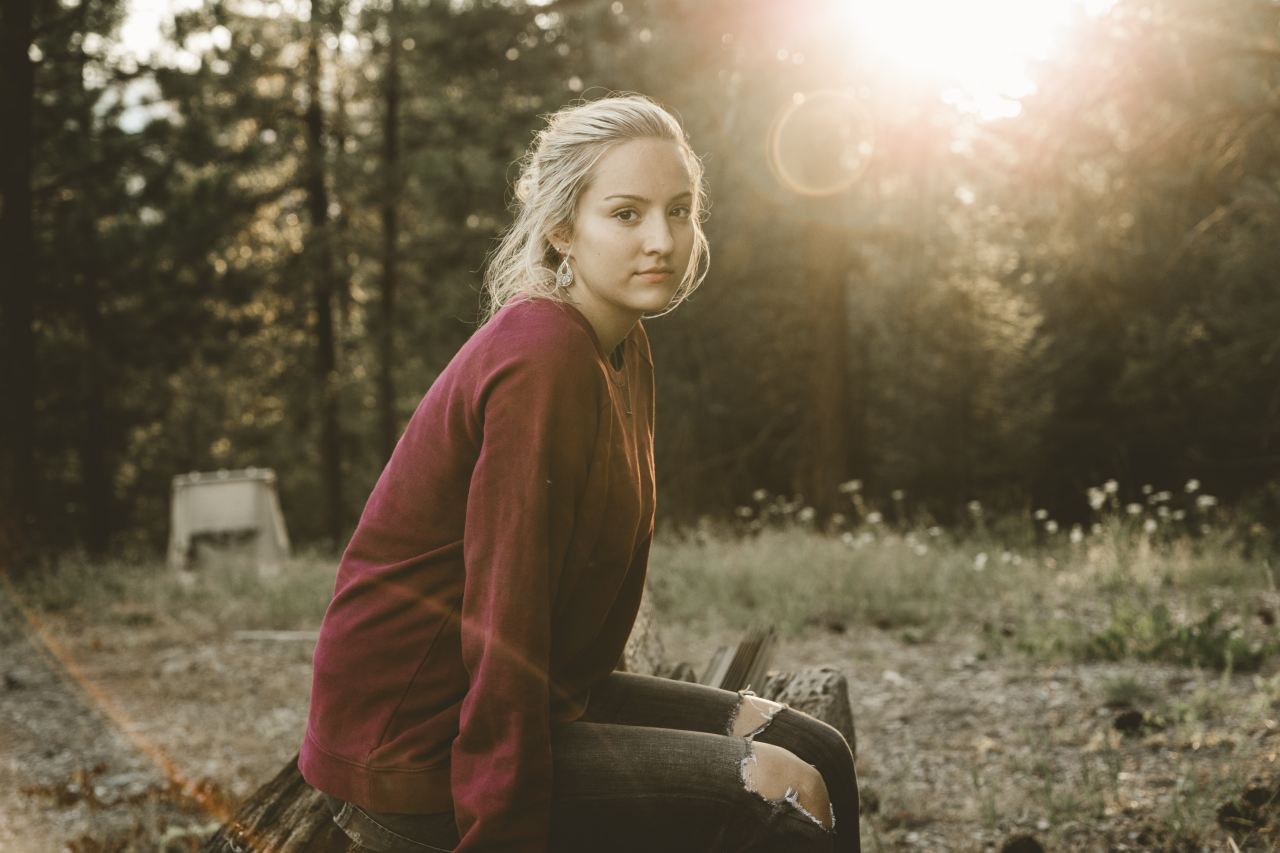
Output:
[752, 488, 768, 502]
[1185, 478, 1200, 493]
[1141, 484, 1153, 495]
[891, 489, 905, 501]
[1126, 503, 1143, 516]
[1087, 489, 1106, 511]
[1069, 525, 1083, 544]
[973, 552, 989, 571]
[1045, 520, 1059, 534]
[798, 506, 817, 523]
[1034, 508, 1049, 521]
[838, 479, 863, 494]
[866, 511, 883, 525]
[927, 526, 943, 538]
[1196, 494, 1217, 510]
[1103, 479, 1118, 494]
[967, 500, 983, 515]
[913, 543, 929, 557]
[734, 506, 753, 519]
[1143, 518, 1158, 534]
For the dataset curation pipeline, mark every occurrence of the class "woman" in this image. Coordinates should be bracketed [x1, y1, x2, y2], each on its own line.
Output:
[299, 92, 860, 853]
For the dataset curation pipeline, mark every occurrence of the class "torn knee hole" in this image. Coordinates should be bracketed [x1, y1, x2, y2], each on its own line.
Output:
[728, 691, 787, 739]
[738, 749, 836, 833]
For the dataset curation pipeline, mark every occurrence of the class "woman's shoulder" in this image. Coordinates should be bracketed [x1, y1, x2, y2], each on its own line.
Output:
[466, 297, 599, 374]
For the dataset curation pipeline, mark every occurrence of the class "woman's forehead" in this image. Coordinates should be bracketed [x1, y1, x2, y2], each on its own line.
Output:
[585, 139, 693, 201]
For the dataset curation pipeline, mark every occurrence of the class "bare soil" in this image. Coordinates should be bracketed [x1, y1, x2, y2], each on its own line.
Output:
[1, 594, 1275, 851]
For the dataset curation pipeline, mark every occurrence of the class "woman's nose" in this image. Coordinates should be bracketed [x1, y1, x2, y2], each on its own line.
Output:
[643, 216, 675, 254]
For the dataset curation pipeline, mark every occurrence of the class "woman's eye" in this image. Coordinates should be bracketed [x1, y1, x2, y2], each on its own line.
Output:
[670, 206, 691, 219]
[614, 209, 639, 222]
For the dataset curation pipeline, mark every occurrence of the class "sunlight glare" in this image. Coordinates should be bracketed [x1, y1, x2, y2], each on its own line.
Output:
[837, 0, 1114, 118]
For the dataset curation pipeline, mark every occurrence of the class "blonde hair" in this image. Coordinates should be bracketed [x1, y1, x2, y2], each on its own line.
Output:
[480, 92, 710, 323]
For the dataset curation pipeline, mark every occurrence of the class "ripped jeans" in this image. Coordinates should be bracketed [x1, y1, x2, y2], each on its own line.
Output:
[322, 670, 860, 852]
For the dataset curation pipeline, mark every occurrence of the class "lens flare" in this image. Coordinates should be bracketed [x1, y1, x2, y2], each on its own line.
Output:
[767, 91, 874, 197]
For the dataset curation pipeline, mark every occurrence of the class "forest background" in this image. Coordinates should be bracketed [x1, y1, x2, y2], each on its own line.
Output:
[1, 0, 1278, 563]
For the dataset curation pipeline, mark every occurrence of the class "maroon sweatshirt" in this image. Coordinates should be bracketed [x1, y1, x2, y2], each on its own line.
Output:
[298, 297, 656, 851]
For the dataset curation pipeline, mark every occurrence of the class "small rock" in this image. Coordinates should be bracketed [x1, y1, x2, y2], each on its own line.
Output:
[1113, 708, 1146, 735]
[1000, 834, 1045, 853]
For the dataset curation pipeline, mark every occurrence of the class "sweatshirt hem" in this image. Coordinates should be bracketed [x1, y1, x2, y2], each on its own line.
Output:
[299, 731, 455, 814]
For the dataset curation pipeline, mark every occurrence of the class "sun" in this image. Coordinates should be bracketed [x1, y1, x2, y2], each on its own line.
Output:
[835, 0, 1114, 119]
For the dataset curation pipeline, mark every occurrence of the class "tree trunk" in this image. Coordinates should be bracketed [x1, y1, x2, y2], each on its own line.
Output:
[304, 11, 345, 549]
[0, 0, 39, 570]
[378, 0, 402, 461]
[799, 203, 852, 516]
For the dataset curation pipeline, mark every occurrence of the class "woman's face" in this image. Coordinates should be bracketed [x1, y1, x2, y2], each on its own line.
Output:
[557, 137, 695, 343]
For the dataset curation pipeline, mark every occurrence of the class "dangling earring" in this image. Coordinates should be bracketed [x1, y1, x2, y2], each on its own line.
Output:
[556, 254, 574, 288]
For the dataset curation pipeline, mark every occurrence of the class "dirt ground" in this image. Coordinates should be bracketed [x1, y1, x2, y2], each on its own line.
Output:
[1, 590, 1275, 852]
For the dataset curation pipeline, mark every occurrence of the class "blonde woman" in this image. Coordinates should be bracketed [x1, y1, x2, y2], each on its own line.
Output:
[299, 92, 860, 852]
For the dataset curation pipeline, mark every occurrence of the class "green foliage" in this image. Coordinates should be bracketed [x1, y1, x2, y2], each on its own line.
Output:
[11, 0, 1280, 560]
[1080, 603, 1276, 673]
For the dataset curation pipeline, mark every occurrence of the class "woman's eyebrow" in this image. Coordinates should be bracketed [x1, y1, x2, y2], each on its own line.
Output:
[603, 191, 694, 202]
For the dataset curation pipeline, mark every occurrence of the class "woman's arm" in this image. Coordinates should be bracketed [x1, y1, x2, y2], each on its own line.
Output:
[451, 331, 603, 853]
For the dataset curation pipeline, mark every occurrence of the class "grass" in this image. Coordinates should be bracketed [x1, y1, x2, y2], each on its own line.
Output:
[12, 546, 336, 632]
[651, 505, 1276, 673]
[7, 483, 1277, 851]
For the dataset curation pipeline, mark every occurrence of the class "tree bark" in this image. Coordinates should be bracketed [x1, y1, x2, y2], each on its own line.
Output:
[0, 0, 39, 570]
[799, 202, 852, 516]
[378, 0, 402, 461]
[304, 10, 345, 549]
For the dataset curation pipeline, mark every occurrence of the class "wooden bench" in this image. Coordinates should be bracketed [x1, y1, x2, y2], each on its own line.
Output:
[200, 595, 857, 851]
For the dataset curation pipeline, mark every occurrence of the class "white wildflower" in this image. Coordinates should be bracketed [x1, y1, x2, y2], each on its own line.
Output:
[830, 512, 847, 527]
[1141, 484, 1153, 495]
[1103, 479, 1119, 494]
[752, 488, 769, 502]
[1143, 519, 1158, 534]
[974, 552, 989, 571]
[734, 506, 753, 519]
[866, 511, 883, 525]
[927, 526, 943, 538]
[1126, 503, 1143, 516]
[1070, 525, 1083, 544]
[838, 479, 863, 494]
[1033, 508, 1049, 521]
[1185, 478, 1200, 493]
[798, 506, 817, 523]
[913, 543, 929, 557]
[967, 500, 983, 515]
[1045, 520, 1059, 534]
[1196, 494, 1217, 510]
[1087, 488, 1106, 511]
[1172, 509, 1186, 521]
[891, 489, 905, 501]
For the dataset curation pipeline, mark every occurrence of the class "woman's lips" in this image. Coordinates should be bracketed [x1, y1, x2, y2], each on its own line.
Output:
[637, 269, 673, 282]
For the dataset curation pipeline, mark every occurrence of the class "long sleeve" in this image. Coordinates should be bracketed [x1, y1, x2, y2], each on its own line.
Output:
[451, 340, 603, 853]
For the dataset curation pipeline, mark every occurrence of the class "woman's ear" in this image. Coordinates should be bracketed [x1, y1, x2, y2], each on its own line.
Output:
[548, 225, 571, 256]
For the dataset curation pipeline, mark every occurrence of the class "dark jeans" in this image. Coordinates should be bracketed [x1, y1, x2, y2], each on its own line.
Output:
[322, 670, 860, 852]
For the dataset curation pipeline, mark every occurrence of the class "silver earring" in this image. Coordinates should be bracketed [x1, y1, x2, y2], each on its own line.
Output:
[556, 254, 574, 288]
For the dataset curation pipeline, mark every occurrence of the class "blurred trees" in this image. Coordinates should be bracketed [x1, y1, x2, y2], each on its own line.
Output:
[3, 0, 1278, 562]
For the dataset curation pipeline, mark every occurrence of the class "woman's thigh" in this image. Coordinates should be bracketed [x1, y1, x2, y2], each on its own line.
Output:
[581, 670, 860, 852]
[549, 720, 834, 853]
